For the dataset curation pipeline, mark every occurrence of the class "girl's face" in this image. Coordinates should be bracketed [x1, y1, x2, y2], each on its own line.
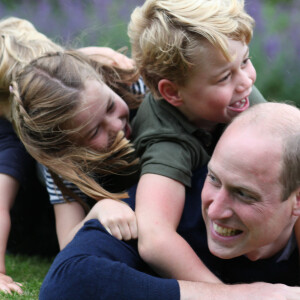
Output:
[72, 79, 131, 151]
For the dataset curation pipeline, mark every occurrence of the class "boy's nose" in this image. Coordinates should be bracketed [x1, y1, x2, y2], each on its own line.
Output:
[235, 71, 252, 93]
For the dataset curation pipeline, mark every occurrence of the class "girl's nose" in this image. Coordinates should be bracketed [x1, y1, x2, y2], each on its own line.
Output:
[106, 116, 123, 133]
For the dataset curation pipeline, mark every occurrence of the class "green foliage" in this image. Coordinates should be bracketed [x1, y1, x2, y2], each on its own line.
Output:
[0, 0, 298, 106]
[250, 0, 300, 107]
[1, 254, 53, 300]
[265, 0, 293, 4]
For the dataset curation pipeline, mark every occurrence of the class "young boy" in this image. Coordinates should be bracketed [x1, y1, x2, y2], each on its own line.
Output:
[128, 0, 266, 282]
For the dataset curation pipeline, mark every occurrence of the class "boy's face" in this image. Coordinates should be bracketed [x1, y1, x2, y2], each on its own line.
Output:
[177, 39, 256, 129]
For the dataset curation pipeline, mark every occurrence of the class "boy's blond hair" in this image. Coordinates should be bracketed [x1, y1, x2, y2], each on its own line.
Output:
[128, 0, 254, 98]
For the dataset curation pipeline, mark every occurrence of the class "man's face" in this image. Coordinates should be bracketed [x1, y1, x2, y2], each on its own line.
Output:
[201, 125, 297, 261]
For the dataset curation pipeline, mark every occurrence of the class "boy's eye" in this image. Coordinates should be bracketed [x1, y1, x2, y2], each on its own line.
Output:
[218, 73, 231, 83]
[242, 57, 251, 66]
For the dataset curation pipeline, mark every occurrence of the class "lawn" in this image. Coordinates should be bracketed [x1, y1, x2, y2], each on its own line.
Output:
[1, 254, 53, 300]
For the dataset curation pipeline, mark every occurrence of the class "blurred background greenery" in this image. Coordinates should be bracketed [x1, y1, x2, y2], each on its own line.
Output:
[0, 0, 299, 106]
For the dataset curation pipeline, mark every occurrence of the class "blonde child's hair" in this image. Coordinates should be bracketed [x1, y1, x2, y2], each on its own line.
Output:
[10, 50, 140, 205]
[0, 17, 63, 119]
[128, 0, 254, 98]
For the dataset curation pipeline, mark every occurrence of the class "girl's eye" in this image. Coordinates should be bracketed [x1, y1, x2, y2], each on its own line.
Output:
[107, 100, 115, 113]
[91, 126, 100, 139]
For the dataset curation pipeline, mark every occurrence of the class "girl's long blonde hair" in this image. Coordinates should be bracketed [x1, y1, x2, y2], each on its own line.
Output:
[11, 50, 141, 206]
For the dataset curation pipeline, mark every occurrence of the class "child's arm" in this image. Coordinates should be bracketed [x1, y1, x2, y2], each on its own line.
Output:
[54, 201, 86, 249]
[78, 47, 135, 70]
[136, 173, 221, 283]
[0, 174, 23, 294]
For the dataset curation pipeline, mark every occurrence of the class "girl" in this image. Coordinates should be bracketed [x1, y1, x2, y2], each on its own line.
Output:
[1, 16, 141, 294]
[10, 50, 143, 250]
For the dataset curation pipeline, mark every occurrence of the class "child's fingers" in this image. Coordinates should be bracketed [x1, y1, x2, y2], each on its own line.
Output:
[0, 284, 12, 295]
[106, 224, 123, 240]
[119, 224, 133, 241]
[0, 289, 11, 295]
[129, 219, 138, 239]
[8, 282, 23, 294]
[0, 274, 23, 295]
[104, 226, 112, 236]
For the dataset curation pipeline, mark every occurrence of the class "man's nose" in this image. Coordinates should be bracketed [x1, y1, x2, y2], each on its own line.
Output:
[207, 189, 233, 220]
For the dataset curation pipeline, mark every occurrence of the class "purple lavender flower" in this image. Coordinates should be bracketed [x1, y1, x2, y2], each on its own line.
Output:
[263, 35, 281, 61]
[245, 0, 264, 32]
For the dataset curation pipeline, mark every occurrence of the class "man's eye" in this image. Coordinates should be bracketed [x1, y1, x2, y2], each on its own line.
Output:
[207, 172, 220, 185]
[207, 173, 216, 181]
[236, 190, 256, 202]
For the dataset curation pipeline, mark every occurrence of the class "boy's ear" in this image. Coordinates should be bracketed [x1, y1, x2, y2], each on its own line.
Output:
[158, 79, 183, 107]
[292, 188, 300, 216]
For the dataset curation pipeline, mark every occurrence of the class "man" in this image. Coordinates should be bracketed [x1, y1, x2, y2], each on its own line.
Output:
[39, 102, 300, 300]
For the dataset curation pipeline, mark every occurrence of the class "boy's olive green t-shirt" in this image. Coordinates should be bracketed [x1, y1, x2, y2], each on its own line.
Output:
[132, 86, 266, 187]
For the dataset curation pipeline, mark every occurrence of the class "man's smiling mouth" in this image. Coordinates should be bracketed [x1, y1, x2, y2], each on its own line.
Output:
[213, 222, 242, 237]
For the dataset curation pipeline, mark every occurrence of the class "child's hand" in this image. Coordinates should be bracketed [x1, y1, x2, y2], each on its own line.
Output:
[95, 199, 138, 241]
[0, 273, 23, 295]
[78, 47, 135, 70]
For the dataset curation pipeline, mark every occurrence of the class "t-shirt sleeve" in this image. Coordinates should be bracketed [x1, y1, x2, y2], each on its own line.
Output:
[249, 85, 267, 105]
[139, 139, 209, 187]
[43, 166, 88, 205]
[130, 77, 147, 95]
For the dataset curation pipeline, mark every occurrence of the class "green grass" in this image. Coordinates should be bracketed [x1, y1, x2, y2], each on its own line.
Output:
[1, 254, 53, 300]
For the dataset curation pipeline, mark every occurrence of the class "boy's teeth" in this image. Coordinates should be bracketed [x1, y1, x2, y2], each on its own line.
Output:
[213, 223, 241, 236]
[232, 99, 246, 108]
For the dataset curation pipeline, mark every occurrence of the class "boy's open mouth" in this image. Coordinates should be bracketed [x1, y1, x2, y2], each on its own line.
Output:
[227, 97, 249, 112]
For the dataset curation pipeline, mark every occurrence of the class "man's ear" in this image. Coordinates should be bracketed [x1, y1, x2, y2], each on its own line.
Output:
[292, 188, 300, 216]
[158, 79, 183, 107]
